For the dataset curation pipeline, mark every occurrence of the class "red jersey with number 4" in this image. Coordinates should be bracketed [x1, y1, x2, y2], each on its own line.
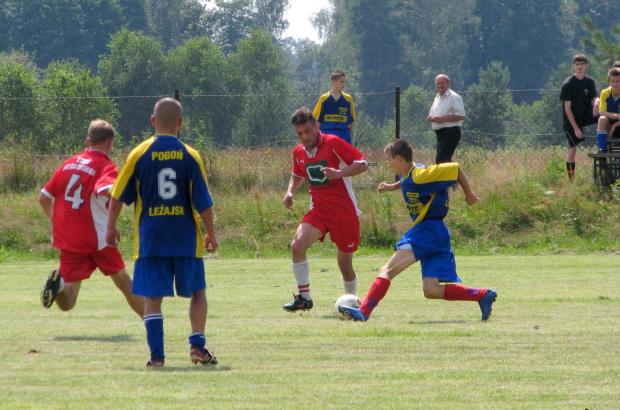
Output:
[41, 149, 117, 252]
[291, 132, 366, 216]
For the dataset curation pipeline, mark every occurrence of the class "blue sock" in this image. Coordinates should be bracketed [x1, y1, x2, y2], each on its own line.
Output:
[144, 313, 165, 360]
[597, 130, 608, 152]
[188, 332, 206, 348]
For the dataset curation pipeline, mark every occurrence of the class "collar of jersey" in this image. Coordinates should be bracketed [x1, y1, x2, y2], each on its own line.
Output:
[154, 133, 177, 138]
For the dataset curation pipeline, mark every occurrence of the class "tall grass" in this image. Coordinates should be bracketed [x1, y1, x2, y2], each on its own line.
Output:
[0, 145, 618, 261]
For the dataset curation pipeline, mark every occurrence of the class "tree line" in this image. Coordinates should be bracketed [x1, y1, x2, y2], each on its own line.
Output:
[0, 0, 618, 153]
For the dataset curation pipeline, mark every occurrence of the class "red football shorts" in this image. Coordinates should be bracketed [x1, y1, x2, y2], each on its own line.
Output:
[59, 246, 126, 283]
[301, 207, 360, 252]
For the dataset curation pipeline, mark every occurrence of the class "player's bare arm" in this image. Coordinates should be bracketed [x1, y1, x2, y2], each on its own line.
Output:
[457, 167, 479, 206]
[38, 193, 54, 222]
[199, 207, 218, 253]
[105, 198, 123, 247]
[283, 175, 305, 210]
[377, 180, 402, 193]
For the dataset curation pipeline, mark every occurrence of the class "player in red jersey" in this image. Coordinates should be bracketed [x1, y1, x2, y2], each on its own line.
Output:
[39, 119, 144, 318]
[282, 108, 368, 312]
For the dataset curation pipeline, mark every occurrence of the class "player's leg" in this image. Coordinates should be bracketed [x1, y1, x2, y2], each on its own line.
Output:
[339, 248, 417, 321]
[109, 270, 144, 319]
[564, 128, 579, 181]
[283, 221, 324, 312]
[597, 116, 611, 152]
[332, 213, 361, 294]
[42, 250, 96, 311]
[134, 257, 172, 367]
[54, 281, 82, 311]
[94, 246, 144, 319]
[144, 296, 165, 367]
[174, 257, 217, 365]
[337, 250, 357, 294]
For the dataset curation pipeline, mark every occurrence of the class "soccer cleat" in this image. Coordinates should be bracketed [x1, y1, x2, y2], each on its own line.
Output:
[338, 306, 369, 322]
[41, 269, 63, 309]
[190, 345, 218, 365]
[146, 358, 165, 367]
[479, 289, 497, 321]
[282, 294, 313, 312]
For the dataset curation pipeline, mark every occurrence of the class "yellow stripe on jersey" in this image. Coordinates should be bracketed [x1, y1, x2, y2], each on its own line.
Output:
[111, 137, 156, 200]
[411, 163, 458, 184]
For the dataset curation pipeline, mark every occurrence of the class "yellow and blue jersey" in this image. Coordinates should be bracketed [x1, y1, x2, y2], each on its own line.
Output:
[313, 91, 356, 131]
[111, 135, 213, 259]
[399, 162, 458, 224]
[599, 86, 620, 114]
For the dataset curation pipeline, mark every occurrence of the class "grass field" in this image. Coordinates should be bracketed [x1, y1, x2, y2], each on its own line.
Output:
[1, 254, 619, 409]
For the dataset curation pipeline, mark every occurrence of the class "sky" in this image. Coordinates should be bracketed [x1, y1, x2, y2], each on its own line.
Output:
[282, 0, 331, 43]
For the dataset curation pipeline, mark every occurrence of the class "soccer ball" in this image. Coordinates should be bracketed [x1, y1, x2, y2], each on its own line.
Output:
[335, 294, 362, 318]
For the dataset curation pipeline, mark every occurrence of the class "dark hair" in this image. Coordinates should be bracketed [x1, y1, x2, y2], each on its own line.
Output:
[331, 70, 346, 81]
[609, 67, 620, 79]
[384, 139, 413, 163]
[88, 119, 115, 145]
[290, 108, 315, 126]
[573, 54, 588, 64]
[613, 61, 620, 68]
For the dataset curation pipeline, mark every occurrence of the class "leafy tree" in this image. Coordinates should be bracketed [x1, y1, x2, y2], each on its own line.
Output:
[580, 15, 620, 81]
[36, 60, 119, 154]
[166, 37, 238, 145]
[0, 0, 141, 70]
[228, 30, 289, 146]
[0, 52, 38, 144]
[465, 0, 570, 94]
[145, 0, 210, 50]
[400, 85, 435, 150]
[464, 61, 513, 150]
[98, 29, 167, 139]
[205, 0, 289, 54]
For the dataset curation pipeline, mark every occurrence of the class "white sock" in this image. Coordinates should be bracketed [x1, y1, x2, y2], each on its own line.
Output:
[343, 274, 357, 295]
[59, 277, 65, 293]
[292, 260, 311, 300]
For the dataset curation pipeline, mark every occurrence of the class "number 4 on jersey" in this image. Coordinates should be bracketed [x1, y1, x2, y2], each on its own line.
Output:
[64, 173, 84, 209]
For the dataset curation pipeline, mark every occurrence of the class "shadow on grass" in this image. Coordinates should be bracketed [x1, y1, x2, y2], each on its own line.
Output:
[407, 320, 467, 325]
[131, 365, 232, 372]
[54, 335, 135, 343]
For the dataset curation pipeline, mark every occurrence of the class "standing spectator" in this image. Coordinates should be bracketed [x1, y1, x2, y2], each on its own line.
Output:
[339, 138, 496, 322]
[427, 74, 466, 164]
[560, 54, 599, 181]
[596, 67, 620, 152]
[282, 108, 367, 312]
[106, 98, 218, 368]
[39, 119, 144, 319]
[313, 70, 356, 145]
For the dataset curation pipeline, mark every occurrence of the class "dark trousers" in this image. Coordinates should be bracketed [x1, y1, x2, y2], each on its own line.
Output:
[435, 126, 461, 164]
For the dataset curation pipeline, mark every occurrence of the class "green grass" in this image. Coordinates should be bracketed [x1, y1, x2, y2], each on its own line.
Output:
[1, 255, 619, 408]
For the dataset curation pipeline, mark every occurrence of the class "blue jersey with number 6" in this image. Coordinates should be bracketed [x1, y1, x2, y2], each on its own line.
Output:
[111, 134, 213, 259]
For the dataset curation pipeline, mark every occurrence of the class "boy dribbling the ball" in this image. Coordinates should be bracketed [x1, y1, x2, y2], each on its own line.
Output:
[339, 138, 496, 322]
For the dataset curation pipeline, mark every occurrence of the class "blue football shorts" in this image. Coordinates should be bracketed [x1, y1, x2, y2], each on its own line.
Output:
[133, 257, 206, 298]
[394, 219, 461, 283]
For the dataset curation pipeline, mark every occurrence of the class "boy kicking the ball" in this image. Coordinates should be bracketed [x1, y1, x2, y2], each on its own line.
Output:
[339, 139, 496, 322]
[39, 120, 144, 318]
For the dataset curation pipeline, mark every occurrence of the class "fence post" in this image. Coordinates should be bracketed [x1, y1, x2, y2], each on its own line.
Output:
[395, 86, 401, 139]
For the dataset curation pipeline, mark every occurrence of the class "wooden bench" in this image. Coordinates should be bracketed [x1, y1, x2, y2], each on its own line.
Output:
[587, 152, 620, 187]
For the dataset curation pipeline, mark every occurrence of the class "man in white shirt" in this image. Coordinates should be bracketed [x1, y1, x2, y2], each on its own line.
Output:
[427, 74, 466, 163]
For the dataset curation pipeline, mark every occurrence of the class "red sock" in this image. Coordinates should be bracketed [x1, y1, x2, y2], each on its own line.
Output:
[444, 284, 487, 301]
[360, 277, 391, 317]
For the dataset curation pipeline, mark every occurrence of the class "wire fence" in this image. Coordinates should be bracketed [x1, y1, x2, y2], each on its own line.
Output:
[0, 87, 606, 191]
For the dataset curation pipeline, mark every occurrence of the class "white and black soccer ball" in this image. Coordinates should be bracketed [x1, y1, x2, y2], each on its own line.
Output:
[335, 294, 362, 318]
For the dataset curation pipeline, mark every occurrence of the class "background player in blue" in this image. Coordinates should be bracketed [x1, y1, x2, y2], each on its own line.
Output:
[106, 98, 218, 367]
[339, 139, 497, 322]
[313, 70, 356, 145]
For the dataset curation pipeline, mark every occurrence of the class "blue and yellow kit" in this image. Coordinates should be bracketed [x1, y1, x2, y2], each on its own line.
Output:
[111, 135, 213, 259]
